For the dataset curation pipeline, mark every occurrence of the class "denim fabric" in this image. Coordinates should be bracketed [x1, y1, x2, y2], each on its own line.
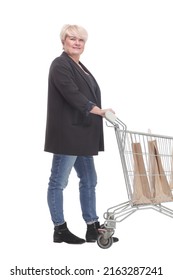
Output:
[47, 154, 99, 225]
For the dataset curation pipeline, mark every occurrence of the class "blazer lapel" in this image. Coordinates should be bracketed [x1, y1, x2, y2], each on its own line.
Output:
[63, 52, 99, 102]
[73, 61, 98, 102]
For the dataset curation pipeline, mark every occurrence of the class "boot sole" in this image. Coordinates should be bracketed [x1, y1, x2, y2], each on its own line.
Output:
[86, 239, 96, 243]
[54, 240, 85, 244]
[54, 239, 63, 243]
[54, 238, 85, 244]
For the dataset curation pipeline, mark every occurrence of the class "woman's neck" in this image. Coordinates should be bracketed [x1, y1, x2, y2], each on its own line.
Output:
[68, 54, 80, 64]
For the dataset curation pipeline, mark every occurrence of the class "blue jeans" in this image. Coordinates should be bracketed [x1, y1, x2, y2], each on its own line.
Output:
[47, 154, 99, 225]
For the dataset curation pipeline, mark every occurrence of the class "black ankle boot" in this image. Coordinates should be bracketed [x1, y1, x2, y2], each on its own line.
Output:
[54, 222, 85, 244]
[86, 222, 99, 242]
[86, 221, 119, 243]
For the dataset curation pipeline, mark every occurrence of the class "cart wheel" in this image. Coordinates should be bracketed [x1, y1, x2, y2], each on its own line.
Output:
[97, 234, 113, 249]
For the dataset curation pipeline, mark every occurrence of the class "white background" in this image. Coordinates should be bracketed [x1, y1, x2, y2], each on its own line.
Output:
[1, 0, 173, 279]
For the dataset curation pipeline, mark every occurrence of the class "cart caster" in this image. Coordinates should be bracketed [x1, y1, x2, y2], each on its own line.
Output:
[97, 234, 113, 249]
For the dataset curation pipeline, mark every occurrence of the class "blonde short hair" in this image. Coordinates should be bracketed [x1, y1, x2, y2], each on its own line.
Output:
[60, 24, 88, 43]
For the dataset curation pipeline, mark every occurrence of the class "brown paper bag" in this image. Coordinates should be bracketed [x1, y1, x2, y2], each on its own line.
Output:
[132, 142, 152, 204]
[148, 140, 173, 203]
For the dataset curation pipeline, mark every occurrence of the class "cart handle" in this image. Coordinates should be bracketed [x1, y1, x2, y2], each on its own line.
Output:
[105, 111, 127, 130]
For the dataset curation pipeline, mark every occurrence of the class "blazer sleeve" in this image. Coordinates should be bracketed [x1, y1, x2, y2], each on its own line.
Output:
[49, 60, 94, 115]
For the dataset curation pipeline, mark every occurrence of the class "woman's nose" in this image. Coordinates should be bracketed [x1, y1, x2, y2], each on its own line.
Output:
[75, 39, 80, 44]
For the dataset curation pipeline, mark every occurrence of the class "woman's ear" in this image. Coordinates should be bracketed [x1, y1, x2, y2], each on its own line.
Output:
[61, 40, 64, 50]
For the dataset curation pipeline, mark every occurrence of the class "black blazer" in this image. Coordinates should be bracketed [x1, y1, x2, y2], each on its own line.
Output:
[44, 52, 104, 156]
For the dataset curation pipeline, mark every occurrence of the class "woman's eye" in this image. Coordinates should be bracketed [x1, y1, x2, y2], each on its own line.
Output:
[69, 37, 84, 42]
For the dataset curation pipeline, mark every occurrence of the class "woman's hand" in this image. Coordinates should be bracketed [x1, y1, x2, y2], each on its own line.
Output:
[90, 106, 115, 117]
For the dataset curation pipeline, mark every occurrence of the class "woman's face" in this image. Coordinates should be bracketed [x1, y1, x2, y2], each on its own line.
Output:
[63, 35, 85, 60]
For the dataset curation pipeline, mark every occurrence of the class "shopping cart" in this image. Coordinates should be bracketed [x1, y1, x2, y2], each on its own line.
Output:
[97, 111, 173, 249]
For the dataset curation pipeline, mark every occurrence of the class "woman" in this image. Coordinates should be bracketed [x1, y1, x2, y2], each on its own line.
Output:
[44, 24, 117, 244]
